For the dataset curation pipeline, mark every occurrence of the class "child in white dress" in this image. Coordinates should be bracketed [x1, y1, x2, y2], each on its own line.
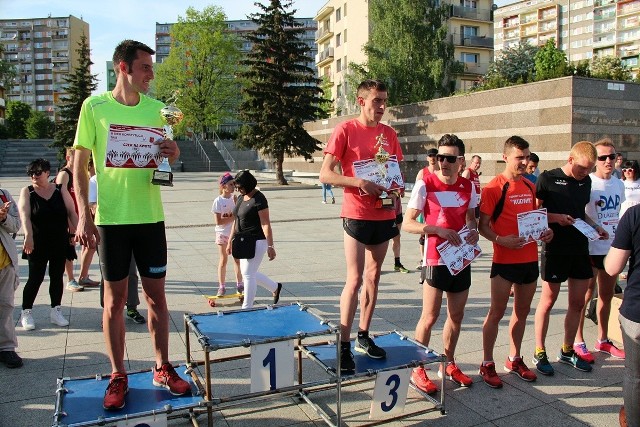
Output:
[211, 173, 242, 296]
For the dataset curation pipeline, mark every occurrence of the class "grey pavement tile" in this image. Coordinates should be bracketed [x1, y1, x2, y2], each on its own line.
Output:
[492, 405, 586, 427]
[0, 396, 54, 427]
[549, 390, 624, 426]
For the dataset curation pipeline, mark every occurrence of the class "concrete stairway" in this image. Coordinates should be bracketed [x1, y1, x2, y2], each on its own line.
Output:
[0, 139, 62, 177]
[176, 139, 230, 172]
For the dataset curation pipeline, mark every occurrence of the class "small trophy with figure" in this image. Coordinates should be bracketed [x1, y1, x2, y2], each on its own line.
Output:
[374, 133, 394, 208]
[152, 91, 183, 186]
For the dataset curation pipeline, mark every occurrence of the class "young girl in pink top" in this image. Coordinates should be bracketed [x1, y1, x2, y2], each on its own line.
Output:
[211, 173, 242, 296]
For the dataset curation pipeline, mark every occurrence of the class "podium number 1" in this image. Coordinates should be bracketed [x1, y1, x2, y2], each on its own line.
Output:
[262, 347, 277, 390]
[250, 340, 294, 393]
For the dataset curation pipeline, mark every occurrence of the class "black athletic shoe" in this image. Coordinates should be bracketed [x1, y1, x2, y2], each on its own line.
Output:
[340, 348, 355, 373]
[354, 335, 386, 359]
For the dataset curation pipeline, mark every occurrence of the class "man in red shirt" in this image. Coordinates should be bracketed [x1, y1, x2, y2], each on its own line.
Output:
[320, 80, 403, 372]
[403, 134, 479, 394]
[462, 155, 482, 219]
[478, 136, 553, 388]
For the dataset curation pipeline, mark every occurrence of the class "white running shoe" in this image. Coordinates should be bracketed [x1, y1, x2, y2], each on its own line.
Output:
[21, 309, 36, 331]
[50, 306, 69, 327]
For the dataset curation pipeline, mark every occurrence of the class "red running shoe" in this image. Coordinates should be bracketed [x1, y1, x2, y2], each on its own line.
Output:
[103, 372, 128, 410]
[595, 340, 625, 359]
[439, 362, 473, 387]
[504, 357, 537, 382]
[573, 342, 595, 364]
[410, 367, 438, 395]
[153, 363, 190, 395]
[479, 362, 503, 388]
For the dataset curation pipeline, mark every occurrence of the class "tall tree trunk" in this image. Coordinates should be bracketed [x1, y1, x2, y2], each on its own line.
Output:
[275, 153, 288, 185]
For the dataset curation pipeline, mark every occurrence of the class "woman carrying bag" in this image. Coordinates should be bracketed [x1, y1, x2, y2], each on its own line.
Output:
[227, 170, 282, 308]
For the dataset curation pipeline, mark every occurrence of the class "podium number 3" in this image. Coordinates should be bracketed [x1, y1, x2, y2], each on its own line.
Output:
[381, 374, 400, 412]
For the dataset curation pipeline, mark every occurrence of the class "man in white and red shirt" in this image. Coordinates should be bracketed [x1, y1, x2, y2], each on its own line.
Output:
[462, 154, 482, 219]
[320, 79, 403, 373]
[402, 134, 479, 395]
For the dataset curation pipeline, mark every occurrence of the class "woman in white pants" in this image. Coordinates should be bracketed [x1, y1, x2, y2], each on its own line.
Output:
[227, 170, 282, 308]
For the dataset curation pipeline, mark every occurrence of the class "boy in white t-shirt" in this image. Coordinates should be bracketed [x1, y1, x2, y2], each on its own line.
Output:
[212, 173, 242, 296]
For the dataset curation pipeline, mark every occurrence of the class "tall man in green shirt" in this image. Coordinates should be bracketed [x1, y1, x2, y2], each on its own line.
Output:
[73, 40, 188, 410]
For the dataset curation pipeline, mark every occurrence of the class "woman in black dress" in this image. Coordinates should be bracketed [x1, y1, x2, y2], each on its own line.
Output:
[18, 158, 77, 330]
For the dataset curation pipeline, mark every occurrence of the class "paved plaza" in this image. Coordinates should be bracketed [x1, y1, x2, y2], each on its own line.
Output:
[0, 172, 625, 426]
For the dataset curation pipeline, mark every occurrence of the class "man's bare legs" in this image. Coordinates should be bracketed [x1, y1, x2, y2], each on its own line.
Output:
[534, 281, 561, 351]
[564, 278, 591, 349]
[509, 282, 537, 357]
[103, 276, 168, 374]
[414, 284, 443, 348]
[443, 289, 469, 363]
[576, 268, 617, 343]
[340, 232, 389, 340]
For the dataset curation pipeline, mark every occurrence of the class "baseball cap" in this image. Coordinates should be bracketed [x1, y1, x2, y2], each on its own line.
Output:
[427, 148, 438, 157]
[219, 172, 234, 185]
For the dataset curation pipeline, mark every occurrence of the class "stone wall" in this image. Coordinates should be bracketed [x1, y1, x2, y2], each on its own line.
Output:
[297, 76, 640, 182]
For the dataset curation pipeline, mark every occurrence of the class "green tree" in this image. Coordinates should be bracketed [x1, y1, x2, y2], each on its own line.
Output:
[362, 0, 461, 105]
[5, 101, 32, 139]
[589, 56, 631, 81]
[238, 0, 329, 185]
[0, 45, 18, 90]
[534, 39, 570, 81]
[475, 43, 538, 90]
[26, 111, 55, 139]
[155, 6, 243, 138]
[52, 33, 98, 158]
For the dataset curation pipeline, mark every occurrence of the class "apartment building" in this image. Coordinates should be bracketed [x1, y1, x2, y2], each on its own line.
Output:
[155, 18, 317, 68]
[0, 15, 89, 120]
[314, 0, 494, 116]
[494, 0, 640, 77]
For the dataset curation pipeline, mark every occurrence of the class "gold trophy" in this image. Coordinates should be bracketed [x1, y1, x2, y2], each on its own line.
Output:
[152, 92, 183, 186]
[373, 133, 394, 208]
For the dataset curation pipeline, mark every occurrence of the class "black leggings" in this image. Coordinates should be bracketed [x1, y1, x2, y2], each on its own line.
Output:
[22, 251, 66, 309]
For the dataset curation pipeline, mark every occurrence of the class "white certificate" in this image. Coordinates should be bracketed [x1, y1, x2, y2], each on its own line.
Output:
[573, 218, 600, 241]
[353, 155, 405, 195]
[517, 208, 548, 243]
[436, 225, 481, 276]
[105, 124, 164, 168]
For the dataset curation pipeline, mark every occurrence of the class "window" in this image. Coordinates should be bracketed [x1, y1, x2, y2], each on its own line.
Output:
[343, 29, 347, 43]
[336, 58, 342, 72]
[336, 8, 341, 22]
[462, 0, 477, 8]
[462, 26, 479, 36]
[336, 33, 341, 47]
[344, 3, 347, 16]
[337, 84, 342, 97]
[461, 52, 479, 63]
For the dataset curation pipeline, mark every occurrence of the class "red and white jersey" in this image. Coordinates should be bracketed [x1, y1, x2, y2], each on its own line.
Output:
[466, 168, 481, 204]
[408, 173, 477, 266]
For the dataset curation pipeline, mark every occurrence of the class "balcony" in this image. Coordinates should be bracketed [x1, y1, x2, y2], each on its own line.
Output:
[51, 56, 68, 62]
[594, 10, 617, 20]
[462, 62, 489, 75]
[594, 0, 616, 7]
[450, 5, 492, 22]
[619, 46, 640, 57]
[314, 6, 334, 22]
[315, 26, 333, 43]
[316, 47, 334, 66]
[593, 37, 616, 48]
[459, 35, 494, 48]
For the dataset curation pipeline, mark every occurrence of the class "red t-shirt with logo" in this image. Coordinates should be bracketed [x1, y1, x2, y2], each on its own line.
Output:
[407, 173, 476, 266]
[325, 119, 403, 221]
[480, 174, 538, 264]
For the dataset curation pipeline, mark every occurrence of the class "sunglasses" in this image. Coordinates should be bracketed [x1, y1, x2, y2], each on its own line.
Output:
[623, 168, 635, 173]
[597, 154, 616, 161]
[436, 154, 462, 163]
[28, 170, 44, 177]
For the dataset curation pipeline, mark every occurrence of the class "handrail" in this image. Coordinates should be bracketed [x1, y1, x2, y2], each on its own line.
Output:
[212, 132, 237, 171]
[193, 134, 211, 172]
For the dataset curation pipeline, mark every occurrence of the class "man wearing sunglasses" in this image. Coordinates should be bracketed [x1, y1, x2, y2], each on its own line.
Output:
[320, 79, 403, 373]
[574, 139, 626, 363]
[403, 134, 479, 394]
[533, 141, 606, 376]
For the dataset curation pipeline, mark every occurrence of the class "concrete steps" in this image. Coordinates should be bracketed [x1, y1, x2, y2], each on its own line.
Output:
[0, 139, 62, 177]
